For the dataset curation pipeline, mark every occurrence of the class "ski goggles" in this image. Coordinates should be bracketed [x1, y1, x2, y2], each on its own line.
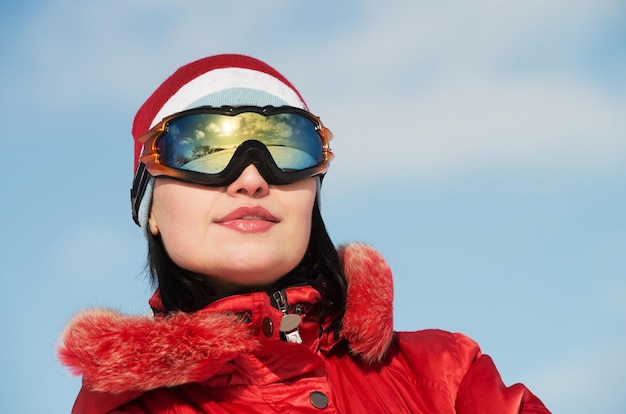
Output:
[131, 106, 333, 223]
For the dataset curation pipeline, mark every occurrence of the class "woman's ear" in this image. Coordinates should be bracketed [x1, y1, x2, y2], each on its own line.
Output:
[148, 212, 159, 236]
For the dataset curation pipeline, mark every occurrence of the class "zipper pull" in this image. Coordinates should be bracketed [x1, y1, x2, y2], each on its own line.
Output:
[272, 290, 302, 344]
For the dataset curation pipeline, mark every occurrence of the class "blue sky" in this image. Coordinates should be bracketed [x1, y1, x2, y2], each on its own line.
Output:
[1, 1, 625, 412]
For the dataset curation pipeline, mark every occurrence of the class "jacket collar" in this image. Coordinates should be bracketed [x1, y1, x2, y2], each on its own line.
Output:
[58, 243, 394, 393]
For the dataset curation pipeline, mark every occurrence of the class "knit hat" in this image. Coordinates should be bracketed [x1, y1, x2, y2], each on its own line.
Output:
[131, 54, 310, 230]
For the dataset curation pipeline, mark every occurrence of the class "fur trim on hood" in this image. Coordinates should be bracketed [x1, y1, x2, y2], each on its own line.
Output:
[336, 243, 394, 363]
[57, 243, 394, 393]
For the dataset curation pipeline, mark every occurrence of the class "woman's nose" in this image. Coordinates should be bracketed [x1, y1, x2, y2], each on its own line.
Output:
[226, 164, 270, 197]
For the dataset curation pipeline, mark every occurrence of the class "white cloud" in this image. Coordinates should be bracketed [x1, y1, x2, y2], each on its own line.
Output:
[295, 1, 626, 179]
[324, 72, 625, 184]
[13, 0, 626, 178]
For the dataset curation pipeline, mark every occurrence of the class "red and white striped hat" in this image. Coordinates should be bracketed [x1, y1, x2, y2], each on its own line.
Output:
[132, 54, 310, 228]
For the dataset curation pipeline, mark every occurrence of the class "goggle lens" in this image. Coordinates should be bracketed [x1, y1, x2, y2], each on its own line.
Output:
[156, 112, 324, 174]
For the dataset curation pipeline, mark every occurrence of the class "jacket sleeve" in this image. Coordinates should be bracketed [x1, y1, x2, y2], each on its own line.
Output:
[453, 335, 551, 414]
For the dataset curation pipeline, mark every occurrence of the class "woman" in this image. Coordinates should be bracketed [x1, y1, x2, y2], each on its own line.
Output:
[58, 54, 550, 413]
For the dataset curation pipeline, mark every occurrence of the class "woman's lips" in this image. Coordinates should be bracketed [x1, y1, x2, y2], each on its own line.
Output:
[216, 206, 278, 233]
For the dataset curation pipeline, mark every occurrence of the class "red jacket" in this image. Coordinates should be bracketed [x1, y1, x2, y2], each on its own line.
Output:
[59, 243, 550, 413]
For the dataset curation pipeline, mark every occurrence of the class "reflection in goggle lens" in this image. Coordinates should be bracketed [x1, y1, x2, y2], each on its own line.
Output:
[156, 112, 324, 174]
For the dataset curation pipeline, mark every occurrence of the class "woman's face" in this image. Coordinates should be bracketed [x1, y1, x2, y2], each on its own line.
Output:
[148, 165, 317, 294]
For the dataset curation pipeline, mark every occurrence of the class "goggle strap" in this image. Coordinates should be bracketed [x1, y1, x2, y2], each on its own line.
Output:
[130, 163, 151, 225]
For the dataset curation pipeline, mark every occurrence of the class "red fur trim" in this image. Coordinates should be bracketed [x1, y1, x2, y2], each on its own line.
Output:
[57, 243, 395, 392]
[57, 308, 258, 393]
[339, 243, 394, 363]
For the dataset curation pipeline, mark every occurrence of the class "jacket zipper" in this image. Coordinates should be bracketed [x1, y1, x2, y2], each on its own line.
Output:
[272, 289, 303, 344]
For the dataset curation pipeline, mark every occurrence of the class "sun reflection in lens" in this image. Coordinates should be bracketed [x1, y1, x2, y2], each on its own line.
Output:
[219, 119, 236, 136]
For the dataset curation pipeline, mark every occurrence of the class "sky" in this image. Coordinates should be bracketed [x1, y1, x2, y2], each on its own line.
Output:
[1, 1, 625, 412]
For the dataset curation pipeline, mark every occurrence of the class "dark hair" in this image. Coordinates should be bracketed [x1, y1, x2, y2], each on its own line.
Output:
[146, 198, 347, 323]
